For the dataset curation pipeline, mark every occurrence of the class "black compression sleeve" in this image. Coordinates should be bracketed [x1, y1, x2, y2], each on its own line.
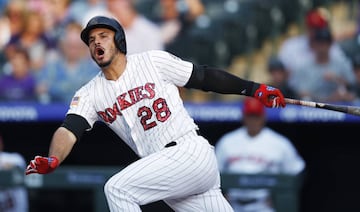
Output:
[184, 64, 260, 96]
[60, 114, 91, 141]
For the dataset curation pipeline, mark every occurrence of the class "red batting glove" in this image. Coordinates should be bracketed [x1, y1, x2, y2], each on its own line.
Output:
[253, 84, 286, 108]
[25, 156, 59, 175]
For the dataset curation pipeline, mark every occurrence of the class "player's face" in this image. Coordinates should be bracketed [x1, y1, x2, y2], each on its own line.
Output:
[243, 114, 266, 137]
[88, 28, 120, 68]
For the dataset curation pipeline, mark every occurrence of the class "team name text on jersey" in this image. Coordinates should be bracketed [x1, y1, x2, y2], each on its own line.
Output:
[97, 82, 156, 124]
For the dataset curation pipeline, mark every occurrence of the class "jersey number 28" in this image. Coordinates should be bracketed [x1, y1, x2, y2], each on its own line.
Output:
[137, 98, 171, 131]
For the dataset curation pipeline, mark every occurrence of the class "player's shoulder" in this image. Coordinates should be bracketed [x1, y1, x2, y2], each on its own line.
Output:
[218, 128, 246, 143]
[279, 35, 307, 50]
[0, 152, 26, 164]
[144, 50, 183, 61]
[263, 127, 286, 137]
[283, 34, 306, 44]
[127, 50, 167, 60]
[263, 127, 292, 144]
[0, 151, 13, 158]
[128, 50, 185, 66]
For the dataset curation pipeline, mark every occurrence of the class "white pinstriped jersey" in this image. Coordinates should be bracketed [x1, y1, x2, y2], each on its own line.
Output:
[0, 152, 28, 212]
[67, 50, 198, 157]
[216, 127, 305, 174]
[215, 127, 305, 212]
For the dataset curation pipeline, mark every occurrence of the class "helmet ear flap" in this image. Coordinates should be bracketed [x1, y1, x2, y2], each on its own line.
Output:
[115, 30, 126, 54]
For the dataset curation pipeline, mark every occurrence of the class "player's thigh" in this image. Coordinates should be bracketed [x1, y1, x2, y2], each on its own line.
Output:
[164, 187, 234, 212]
[105, 139, 219, 205]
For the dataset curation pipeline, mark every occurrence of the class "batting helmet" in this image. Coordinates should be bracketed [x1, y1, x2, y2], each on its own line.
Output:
[80, 16, 127, 54]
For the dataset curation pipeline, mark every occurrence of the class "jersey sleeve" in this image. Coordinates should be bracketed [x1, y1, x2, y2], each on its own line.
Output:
[11, 153, 26, 169]
[149, 50, 194, 87]
[215, 137, 230, 172]
[280, 138, 306, 174]
[66, 81, 99, 128]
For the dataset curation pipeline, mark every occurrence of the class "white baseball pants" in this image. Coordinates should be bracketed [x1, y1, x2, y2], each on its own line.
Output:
[104, 134, 233, 212]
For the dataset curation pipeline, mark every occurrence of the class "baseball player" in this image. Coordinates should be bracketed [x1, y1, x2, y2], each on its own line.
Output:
[215, 97, 305, 212]
[25, 16, 286, 212]
[0, 134, 28, 212]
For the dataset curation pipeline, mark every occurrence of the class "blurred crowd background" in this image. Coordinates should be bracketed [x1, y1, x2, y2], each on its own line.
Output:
[0, 0, 359, 105]
[0, 1, 360, 211]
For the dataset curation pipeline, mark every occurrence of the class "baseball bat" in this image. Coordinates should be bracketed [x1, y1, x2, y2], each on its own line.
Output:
[284, 98, 360, 116]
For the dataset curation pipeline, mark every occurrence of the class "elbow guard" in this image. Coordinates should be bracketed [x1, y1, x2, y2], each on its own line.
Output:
[61, 114, 91, 141]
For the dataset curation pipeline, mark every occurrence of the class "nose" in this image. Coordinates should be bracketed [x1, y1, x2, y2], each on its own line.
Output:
[91, 35, 102, 46]
[94, 37, 101, 45]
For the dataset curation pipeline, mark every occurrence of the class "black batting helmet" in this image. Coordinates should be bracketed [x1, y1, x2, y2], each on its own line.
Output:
[80, 16, 127, 54]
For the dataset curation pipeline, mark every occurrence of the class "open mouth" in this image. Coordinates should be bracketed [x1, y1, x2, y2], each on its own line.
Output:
[95, 47, 105, 57]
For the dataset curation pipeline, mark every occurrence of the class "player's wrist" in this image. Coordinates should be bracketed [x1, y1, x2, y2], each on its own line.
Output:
[48, 156, 60, 169]
[245, 81, 261, 97]
[250, 82, 261, 97]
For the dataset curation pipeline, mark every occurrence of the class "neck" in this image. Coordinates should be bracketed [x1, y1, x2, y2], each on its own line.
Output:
[316, 54, 329, 64]
[102, 54, 127, 81]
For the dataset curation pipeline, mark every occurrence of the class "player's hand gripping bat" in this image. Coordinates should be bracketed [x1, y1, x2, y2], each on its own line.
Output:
[284, 98, 360, 116]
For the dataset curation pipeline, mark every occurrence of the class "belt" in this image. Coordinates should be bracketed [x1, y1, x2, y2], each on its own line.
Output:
[236, 198, 258, 205]
[165, 141, 177, 148]
[164, 130, 201, 148]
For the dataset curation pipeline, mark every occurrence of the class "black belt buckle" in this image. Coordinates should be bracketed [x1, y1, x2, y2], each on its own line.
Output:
[196, 130, 201, 136]
[165, 141, 177, 148]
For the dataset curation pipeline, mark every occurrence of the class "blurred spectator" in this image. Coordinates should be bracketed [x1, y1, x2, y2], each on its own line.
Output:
[278, 7, 351, 88]
[41, 0, 73, 45]
[267, 56, 299, 99]
[106, 0, 164, 54]
[36, 21, 99, 104]
[0, 46, 36, 101]
[0, 0, 27, 72]
[155, 0, 205, 102]
[157, 0, 204, 47]
[292, 27, 356, 103]
[68, 0, 109, 27]
[215, 97, 305, 212]
[338, 2, 360, 61]
[5, 10, 55, 73]
[27, 0, 47, 13]
[0, 133, 29, 212]
[0, 0, 27, 49]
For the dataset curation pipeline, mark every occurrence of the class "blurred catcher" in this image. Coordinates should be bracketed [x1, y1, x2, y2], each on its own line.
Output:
[216, 97, 305, 212]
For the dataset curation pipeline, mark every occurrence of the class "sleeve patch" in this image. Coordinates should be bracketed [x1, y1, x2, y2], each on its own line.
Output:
[70, 96, 80, 107]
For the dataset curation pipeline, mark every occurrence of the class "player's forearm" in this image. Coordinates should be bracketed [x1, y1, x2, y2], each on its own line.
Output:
[48, 127, 77, 164]
[184, 65, 259, 96]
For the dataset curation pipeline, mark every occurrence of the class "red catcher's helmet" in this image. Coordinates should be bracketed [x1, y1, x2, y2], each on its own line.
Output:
[305, 8, 329, 29]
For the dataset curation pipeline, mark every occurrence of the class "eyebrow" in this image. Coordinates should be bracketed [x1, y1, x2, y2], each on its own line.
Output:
[89, 31, 109, 40]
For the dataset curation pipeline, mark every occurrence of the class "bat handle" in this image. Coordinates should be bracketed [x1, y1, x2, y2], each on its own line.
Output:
[285, 98, 317, 107]
[284, 98, 297, 104]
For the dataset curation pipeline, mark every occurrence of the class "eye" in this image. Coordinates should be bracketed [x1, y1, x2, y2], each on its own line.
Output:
[88, 37, 94, 44]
